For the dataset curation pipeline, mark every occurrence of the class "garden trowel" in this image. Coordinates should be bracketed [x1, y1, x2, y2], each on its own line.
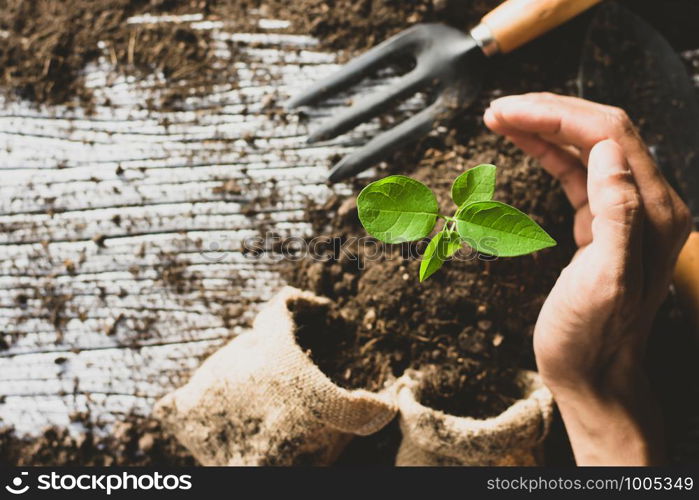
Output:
[579, 2, 699, 334]
[289, 0, 602, 182]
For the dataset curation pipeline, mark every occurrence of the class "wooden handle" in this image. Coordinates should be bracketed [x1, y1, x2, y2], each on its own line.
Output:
[674, 231, 699, 335]
[480, 0, 603, 54]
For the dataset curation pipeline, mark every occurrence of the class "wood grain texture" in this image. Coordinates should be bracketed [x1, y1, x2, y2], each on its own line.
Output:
[0, 14, 389, 436]
[1, 12, 696, 438]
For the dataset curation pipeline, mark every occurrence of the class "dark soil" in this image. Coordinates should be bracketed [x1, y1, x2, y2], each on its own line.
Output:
[291, 130, 699, 462]
[334, 417, 402, 466]
[5, 0, 696, 110]
[279, 0, 699, 464]
[289, 130, 576, 421]
[0, 0, 242, 110]
[1, 0, 698, 466]
[0, 414, 194, 466]
[648, 297, 699, 465]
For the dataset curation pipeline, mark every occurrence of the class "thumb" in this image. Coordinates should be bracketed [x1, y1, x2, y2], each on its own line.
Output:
[587, 139, 643, 267]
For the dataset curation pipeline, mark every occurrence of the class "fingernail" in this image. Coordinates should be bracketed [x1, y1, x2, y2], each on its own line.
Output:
[483, 107, 495, 123]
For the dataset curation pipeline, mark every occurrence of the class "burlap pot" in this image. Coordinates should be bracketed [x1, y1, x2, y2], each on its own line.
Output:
[395, 369, 553, 466]
[154, 286, 397, 466]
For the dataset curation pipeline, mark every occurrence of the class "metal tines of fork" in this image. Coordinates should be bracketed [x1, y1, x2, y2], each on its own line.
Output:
[286, 23, 485, 182]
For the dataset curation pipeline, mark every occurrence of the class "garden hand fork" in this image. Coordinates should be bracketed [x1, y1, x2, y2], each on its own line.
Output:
[287, 0, 602, 182]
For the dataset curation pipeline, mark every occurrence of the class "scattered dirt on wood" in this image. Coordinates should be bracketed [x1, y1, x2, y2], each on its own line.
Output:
[0, 414, 195, 466]
[2, 0, 696, 108]
[260, 0, 699, 56]
[2, 0, 698, 466]
[0, 0, 240, 110]
[260, 0, 490, 55]
[154, 251, 202, 295]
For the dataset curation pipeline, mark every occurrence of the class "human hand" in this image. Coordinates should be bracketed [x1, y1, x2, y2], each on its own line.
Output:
[484, 93, 692, 465]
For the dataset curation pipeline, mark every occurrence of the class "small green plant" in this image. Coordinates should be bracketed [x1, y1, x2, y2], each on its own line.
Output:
[356, 164, 556, 282]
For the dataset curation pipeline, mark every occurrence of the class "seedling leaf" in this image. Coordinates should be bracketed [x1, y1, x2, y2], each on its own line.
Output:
[451, 164, 496, 207]
[419, 230, 462, 282]
[357, 175, 439, 243]
[356, 166, 557, 280]
[455, 201, 556, 257]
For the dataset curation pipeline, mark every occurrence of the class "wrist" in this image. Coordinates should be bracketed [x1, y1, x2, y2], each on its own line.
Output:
[540, 344, 652, 411]
[545, 370, 665, 465]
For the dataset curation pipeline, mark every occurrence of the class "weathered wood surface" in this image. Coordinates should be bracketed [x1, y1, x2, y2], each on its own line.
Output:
[0, 13, 391, 435]
[1, 12, 697, 437]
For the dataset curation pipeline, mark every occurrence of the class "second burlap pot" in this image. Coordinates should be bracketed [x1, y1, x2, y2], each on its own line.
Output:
[154, 286, 397, 466]
[395, 369, 553, 466]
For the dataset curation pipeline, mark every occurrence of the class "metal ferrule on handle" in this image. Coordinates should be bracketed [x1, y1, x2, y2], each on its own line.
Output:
[470, 23, 499, 57]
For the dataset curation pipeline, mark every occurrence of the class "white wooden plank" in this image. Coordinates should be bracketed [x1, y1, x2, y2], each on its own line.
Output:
[0, 14, 361, 435]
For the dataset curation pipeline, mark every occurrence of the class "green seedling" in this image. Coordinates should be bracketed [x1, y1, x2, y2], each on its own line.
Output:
[356, 164, 557, 281]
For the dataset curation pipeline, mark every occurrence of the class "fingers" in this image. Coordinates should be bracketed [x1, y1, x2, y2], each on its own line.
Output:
[485, 93, 689, 274]
[485, 107, 588, 210]
[487, 93, 666, 196]
[510, 133, 588, 210]
[587, 140, 643, 271]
